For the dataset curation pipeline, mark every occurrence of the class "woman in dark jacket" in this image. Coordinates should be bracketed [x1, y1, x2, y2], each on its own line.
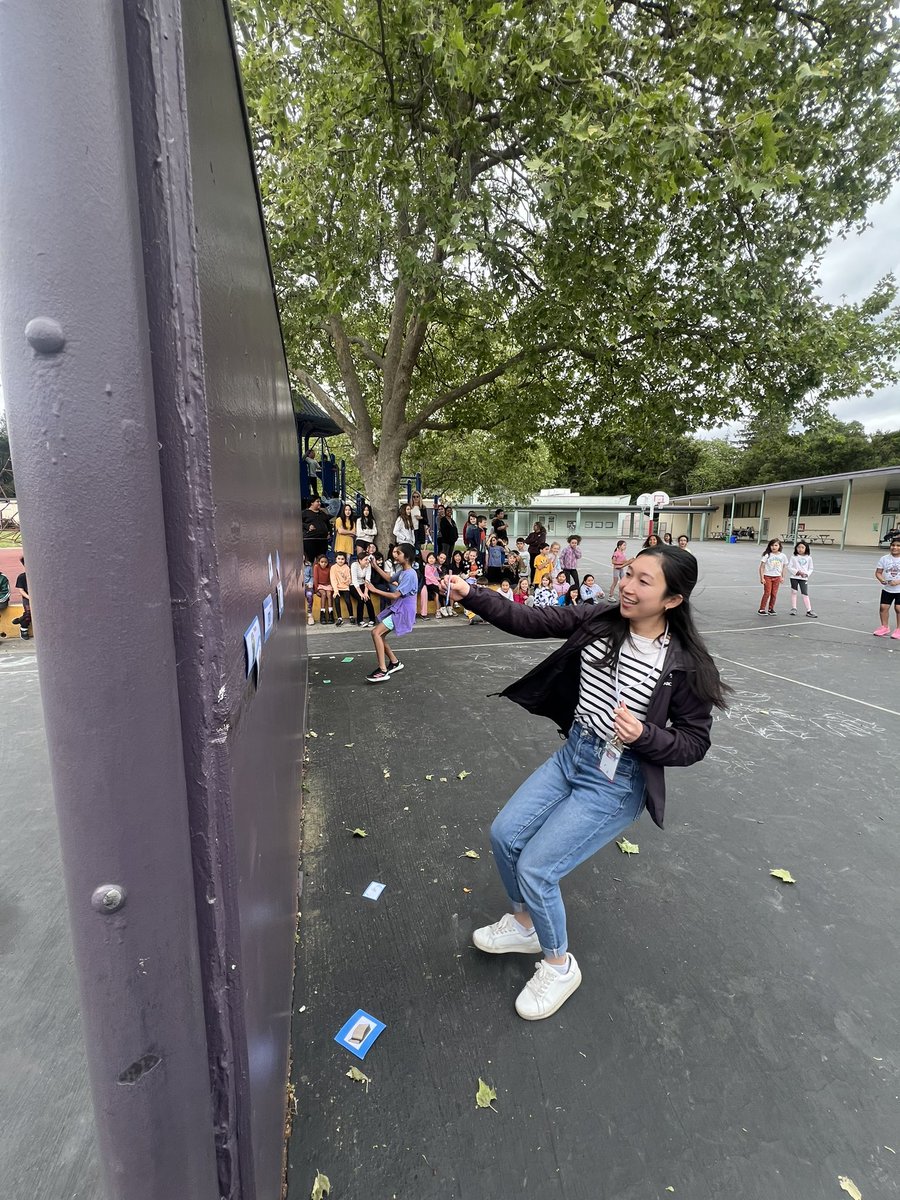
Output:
[439, 505, 459, 558]
[525, 521, 546, 561]
[447, 545, 728, 1022]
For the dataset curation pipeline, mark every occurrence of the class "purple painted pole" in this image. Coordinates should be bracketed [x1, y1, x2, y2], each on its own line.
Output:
[0, 2, 219, 1197]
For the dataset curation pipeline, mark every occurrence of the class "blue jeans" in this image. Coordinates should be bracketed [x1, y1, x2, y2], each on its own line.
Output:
[490, 721, 646, 956]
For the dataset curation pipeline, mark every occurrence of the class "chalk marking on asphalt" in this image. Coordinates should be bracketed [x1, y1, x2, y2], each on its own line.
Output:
[711, 654, 900, 719]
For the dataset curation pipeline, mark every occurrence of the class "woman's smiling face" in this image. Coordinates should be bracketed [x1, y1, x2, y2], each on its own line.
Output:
[618, 554, 678, 623]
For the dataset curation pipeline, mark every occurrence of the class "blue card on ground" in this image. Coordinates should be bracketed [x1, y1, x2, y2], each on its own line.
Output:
[362, 881, 385, 901]
[334, 1010, 386, 1060]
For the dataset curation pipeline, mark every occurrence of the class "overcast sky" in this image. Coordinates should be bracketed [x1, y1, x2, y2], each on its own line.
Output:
[816, 185, 900, 432]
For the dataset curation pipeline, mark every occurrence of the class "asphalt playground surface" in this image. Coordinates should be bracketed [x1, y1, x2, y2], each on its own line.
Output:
[287, 540, 900, 1200]
[3, 540, 899, 1199]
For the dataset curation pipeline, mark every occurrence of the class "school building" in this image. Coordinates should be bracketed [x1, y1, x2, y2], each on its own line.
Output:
[455, 489, 715, 541]
[666, 464, 900, 548]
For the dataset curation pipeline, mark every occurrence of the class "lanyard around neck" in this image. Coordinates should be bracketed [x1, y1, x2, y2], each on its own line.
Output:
[613, 626, 669, 707]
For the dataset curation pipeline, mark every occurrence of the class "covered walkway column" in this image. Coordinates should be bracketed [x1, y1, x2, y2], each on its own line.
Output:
[757, 490, 766, 544]
[840, 478, 853, 549]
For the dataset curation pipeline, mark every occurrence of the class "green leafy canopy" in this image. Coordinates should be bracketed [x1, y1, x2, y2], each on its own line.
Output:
[234, 0, 900, 512]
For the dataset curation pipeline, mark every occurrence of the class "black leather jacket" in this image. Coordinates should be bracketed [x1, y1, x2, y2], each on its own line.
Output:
[463, 587, 713, 828]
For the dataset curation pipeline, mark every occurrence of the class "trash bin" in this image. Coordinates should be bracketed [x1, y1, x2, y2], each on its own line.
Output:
[729, 535, 737, 543]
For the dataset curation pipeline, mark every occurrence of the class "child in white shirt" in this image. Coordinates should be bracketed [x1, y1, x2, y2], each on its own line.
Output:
[788, 540, 817, 618]
[874, 537, 900, 637]
[758, 539, 788, 615]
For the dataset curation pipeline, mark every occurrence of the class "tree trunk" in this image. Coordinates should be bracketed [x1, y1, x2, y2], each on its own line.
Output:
[364, 449, 403, 555]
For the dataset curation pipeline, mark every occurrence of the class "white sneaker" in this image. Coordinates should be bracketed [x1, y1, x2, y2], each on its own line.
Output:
[473, 913, 541, 955]
[515, 955, 582, 1020]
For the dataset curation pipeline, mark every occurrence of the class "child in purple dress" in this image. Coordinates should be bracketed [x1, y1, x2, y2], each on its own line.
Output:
[364, 543, 419, 683]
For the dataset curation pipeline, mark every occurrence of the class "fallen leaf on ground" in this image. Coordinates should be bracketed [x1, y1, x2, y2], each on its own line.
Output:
[346, 1066, 371, 1092]
[616, 838, 639, 855]
[770, 868, 796, 884]
[383, 769, 391, 779]
[458, 770, 471, 780]
[345, 743, 355, 748]
[462, 850, 480, 859]
[838, 1177, 862, 1200]
[666, 1190, 675, 1194]
[425, 774, 434, 781]
[439, 777, 448, 783]
[307, 731, 318, 738]
[323, 680, 332, 685]
[475, 1078, 498, 1110]
[346, 827, 368, 838]
[311, 1170, 330, 1200]
[463, 887, 472, 894]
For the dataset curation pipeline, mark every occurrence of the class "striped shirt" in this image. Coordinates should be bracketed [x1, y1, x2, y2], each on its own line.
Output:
[574, 633, 668, 742]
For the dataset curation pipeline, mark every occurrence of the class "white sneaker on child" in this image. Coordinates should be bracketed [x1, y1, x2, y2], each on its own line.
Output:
[515, 955, 582, 1020]
[473, 913, 541, 955]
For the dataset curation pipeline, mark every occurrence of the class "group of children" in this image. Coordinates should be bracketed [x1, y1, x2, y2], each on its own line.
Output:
[302, 527, 667, 631]
[756, 534, 900, 637]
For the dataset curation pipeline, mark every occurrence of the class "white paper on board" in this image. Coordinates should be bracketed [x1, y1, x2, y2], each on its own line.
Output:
[244, 617, 262, 678]
[262, 594, 275, 640]
[267, 553, 274, 584]
[362, 881, 386, 901]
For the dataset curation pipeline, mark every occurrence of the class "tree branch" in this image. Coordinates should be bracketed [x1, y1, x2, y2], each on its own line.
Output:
[296, 369, 354, 431]
[407, 346, 554, 436]
[346, 334, 386, 369]
[327, 312, 377, 449]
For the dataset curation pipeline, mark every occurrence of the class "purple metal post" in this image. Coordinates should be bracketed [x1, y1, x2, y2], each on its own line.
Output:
[0, 1, 219, 1196]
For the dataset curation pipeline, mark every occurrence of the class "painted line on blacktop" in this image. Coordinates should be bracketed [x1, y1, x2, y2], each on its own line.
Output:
[309, 640, 562, 659]
[712, 653, 900, 719]
[310, 619, 877, 657]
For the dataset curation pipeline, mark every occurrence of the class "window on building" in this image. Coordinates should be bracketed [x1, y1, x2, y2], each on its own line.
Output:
[788, 494, 842, 517]
[884, 490, 900, 514]
[733, 501, 760, 518]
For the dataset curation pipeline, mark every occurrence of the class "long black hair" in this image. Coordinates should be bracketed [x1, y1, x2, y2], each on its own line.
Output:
[359, 503, 375, 529]
[590, 546, 730, 709]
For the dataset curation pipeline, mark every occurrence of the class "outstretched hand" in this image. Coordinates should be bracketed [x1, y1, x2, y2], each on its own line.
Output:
[446, 574, 471, 603]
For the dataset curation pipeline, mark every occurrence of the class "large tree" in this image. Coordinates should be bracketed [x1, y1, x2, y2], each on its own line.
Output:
[234, 0, 900, 524]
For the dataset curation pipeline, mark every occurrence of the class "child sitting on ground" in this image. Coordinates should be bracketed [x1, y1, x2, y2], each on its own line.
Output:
[329, 552, 353, 626]
[498, 579, 515, 601]
[303, 557, 315, 626]
[553, 570, 569, 598]
[423, 552, 443, 618]
[313, 554, 334, 624]
[560, 583, 580, 606]
[580, 574, 605, 604]
[465, 561, 485, 625]
[533, 573, 557, 608]
[513, 578, 530, 605]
